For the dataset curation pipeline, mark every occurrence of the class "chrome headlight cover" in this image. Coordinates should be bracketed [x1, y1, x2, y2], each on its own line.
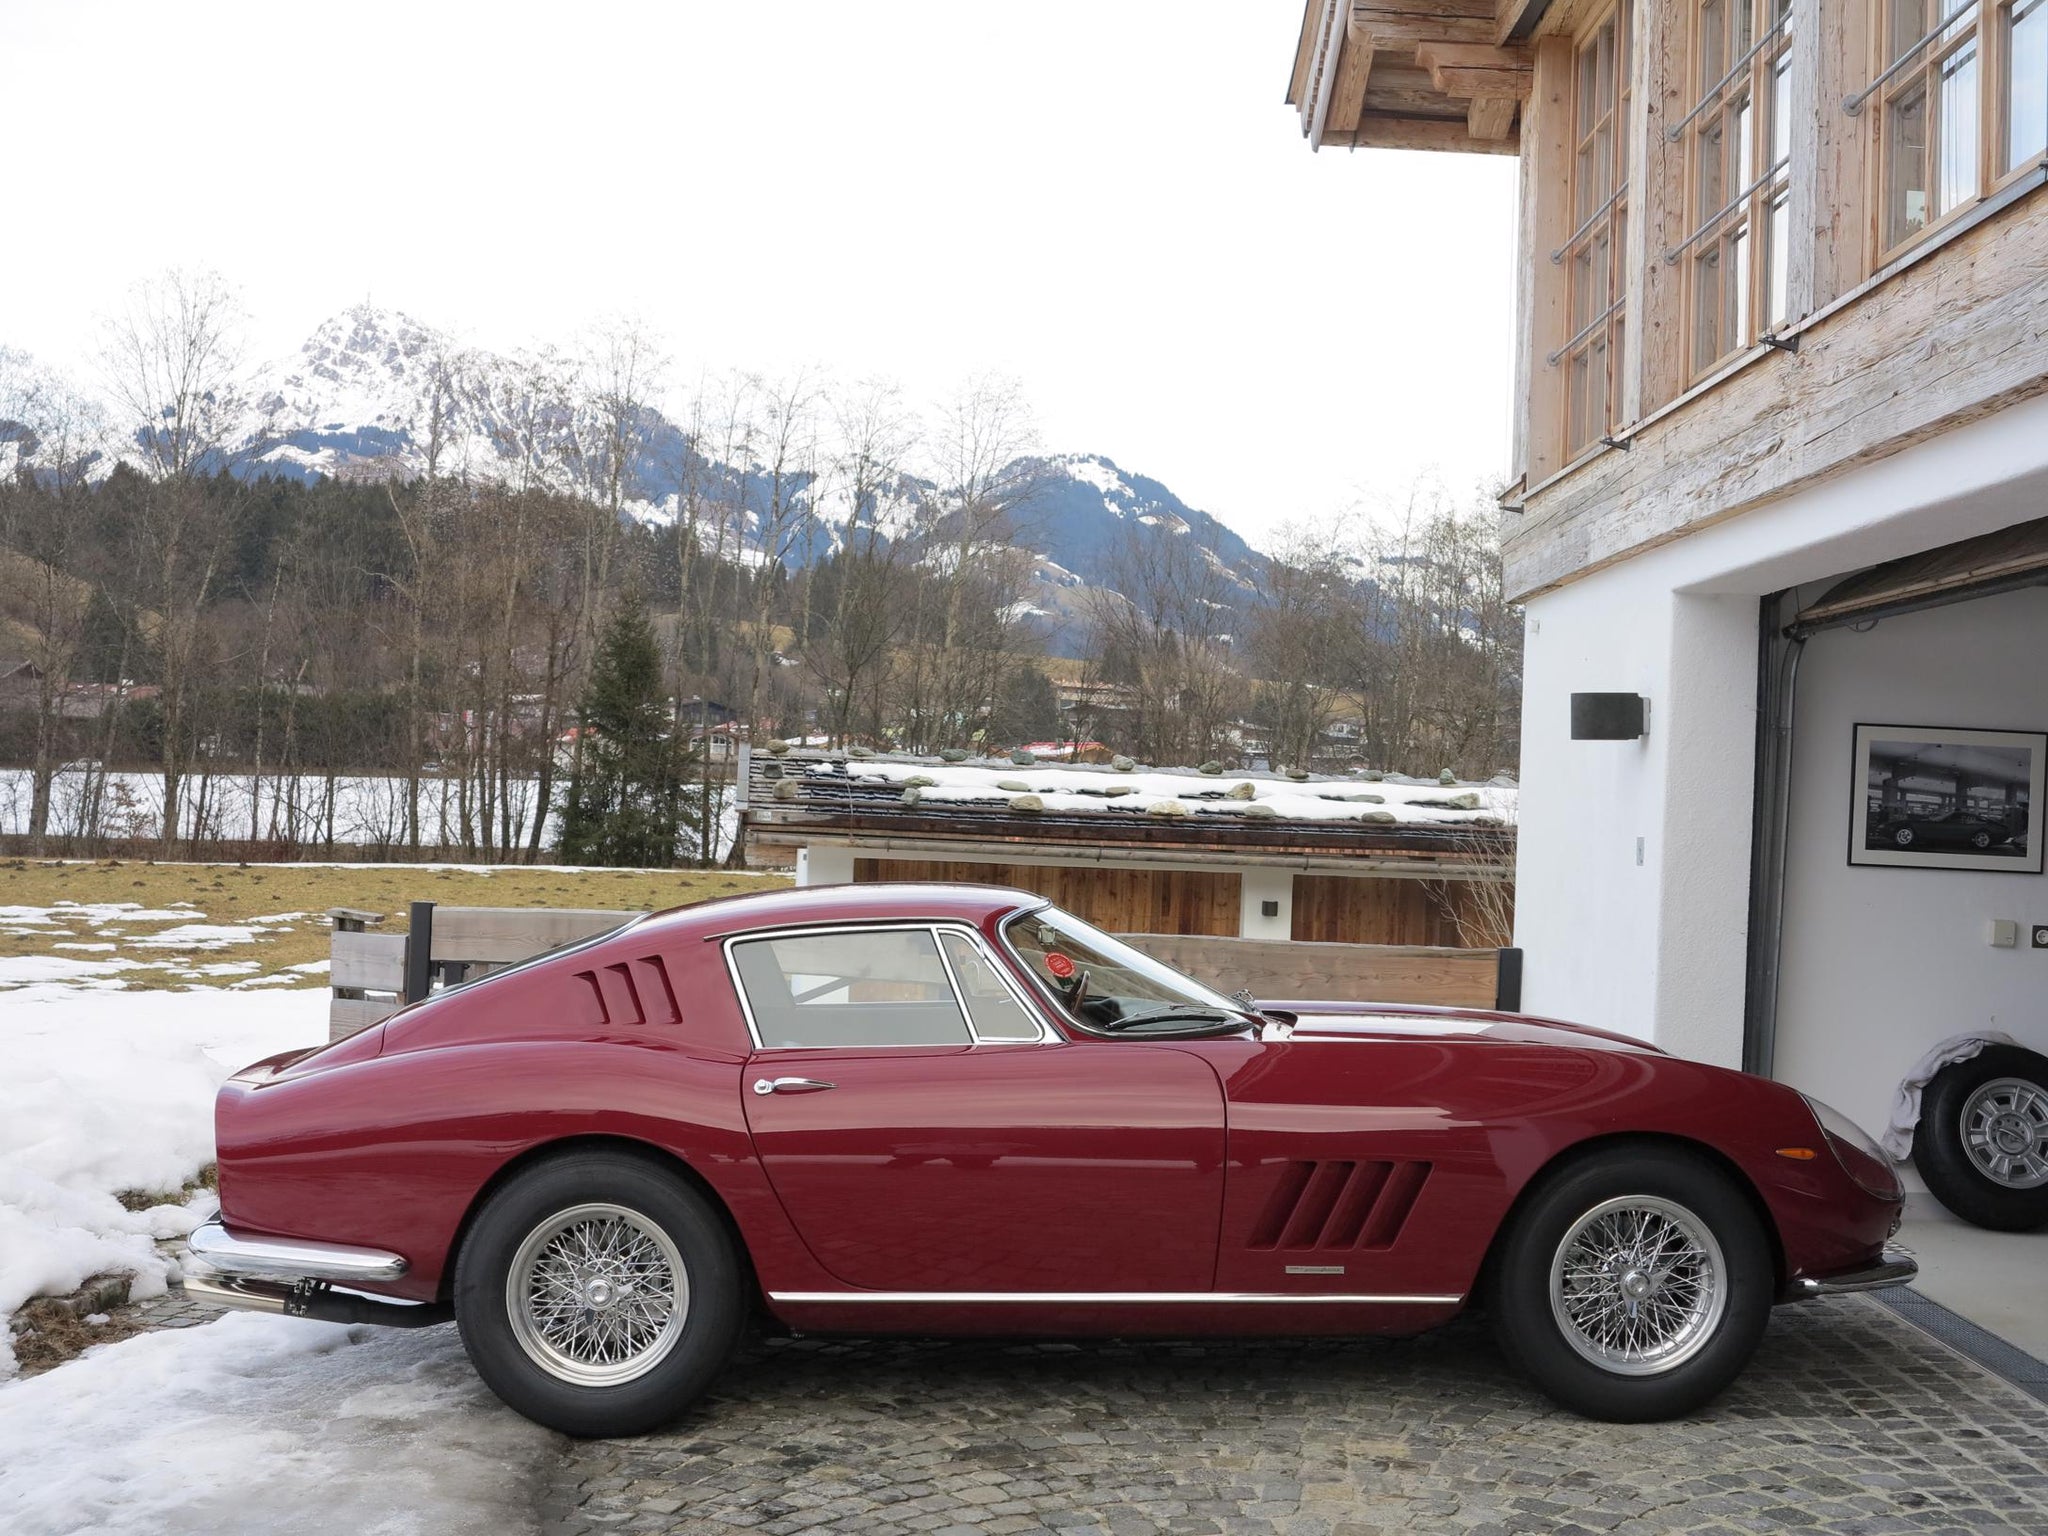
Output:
[1802, 1094, 1900, 1199]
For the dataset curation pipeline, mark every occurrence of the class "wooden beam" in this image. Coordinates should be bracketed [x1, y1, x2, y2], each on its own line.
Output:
[1327, 30, 1377, 133]
[1362, 64, 1455, 117]
[1467, 96, 1517, 139]
[1321, 116, 1520, 154]
[1495, 0, 1557, 44]
[1350, 1, 1496, 49]
[1288, 0, 1321, 106]
[1416, 40, 1533, 99]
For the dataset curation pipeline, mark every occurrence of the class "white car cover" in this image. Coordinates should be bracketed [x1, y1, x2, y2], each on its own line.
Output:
[1881, 1031, 2021, 1160]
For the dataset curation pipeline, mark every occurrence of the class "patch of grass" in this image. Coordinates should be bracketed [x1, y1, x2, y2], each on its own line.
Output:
[9, 1293, 146, 1376]
[0, 859, 790, 991]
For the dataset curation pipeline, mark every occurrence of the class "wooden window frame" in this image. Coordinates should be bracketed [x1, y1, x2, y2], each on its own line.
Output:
[1677, 0, 1796, 381]
[1558, 1, 1634, 460]
[1868, 0, 2048, 266]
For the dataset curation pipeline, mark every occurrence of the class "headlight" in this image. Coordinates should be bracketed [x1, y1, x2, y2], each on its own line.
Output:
[1802, 1094, 1900, 1199]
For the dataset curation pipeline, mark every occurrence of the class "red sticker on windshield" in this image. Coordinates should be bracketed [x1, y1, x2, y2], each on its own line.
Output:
[1045, 953, 1076, 978]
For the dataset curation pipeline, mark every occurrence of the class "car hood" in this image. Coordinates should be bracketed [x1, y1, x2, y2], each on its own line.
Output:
[1259, 1000, 1663, 1054]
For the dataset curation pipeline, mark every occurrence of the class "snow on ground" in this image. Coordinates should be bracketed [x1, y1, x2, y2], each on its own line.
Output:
[0, 983, 327, 1377]
[0, 767, 745, 860]
[0, 1312, 555, 1536]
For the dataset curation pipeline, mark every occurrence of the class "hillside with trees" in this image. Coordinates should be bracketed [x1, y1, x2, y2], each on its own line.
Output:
[0, 271, 1520, 865]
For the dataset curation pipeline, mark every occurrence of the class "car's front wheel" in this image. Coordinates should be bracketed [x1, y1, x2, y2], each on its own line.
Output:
[454, 1150, 745, 1436]
[1490, 1146, 1772, 1421]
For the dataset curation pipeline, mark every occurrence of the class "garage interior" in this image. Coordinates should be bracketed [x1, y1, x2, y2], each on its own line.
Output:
[1751, 516, 2048, 1363]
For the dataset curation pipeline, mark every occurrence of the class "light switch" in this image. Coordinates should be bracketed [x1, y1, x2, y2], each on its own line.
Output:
[1988, 918, 2019, 948]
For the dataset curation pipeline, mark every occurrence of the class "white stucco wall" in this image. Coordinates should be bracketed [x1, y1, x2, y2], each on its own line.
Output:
[1513, 390, 2048, 1067]
[1773, 587, 2048, 1138]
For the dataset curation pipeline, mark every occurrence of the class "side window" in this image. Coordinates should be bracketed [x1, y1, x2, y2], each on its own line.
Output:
[938, 931, 1042, 1042]
[732, 929, 971, 1049]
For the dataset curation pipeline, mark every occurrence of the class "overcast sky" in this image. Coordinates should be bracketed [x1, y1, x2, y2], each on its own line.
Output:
[1, 1, 1517, 545]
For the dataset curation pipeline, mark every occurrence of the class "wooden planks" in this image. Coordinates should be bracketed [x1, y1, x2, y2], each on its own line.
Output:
[1291, 873, 1478, 946]
[1123, 934, 1503, 1009]
[1506, 196, 2048, 600]
[1320, 117, 1519, 153]
[852, 859, 1242, 938]
[427, 907, 639, 964]
[330, 929, 407, 993]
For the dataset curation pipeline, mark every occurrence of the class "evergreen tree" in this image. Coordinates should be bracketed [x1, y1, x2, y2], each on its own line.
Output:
[557, 596, 697, 867]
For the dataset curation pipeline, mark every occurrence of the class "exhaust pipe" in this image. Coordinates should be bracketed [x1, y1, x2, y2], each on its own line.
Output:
[184, 1273, 453, 1329]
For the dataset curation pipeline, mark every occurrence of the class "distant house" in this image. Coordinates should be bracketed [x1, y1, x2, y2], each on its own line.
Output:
[742, 748, 1515, 949]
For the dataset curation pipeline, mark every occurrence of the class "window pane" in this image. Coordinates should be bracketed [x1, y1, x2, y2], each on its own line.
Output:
[1692, 248, 1725, 373]
[1701, 0, 1728, 90]
[1885, 79, 1932, 245]
[938, 932, 1039, 1041]
[733, 929, 971, 1048]
[1766, 190, 1790, 326]
[1937, 39, 1981, 215]
[2009, 0, 2048, 169]
[1890, 0, 1932, 64]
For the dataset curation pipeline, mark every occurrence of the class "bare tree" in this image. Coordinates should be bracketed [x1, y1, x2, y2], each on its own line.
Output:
[810, 379, 915, 745]
[96, 269, 253, 852]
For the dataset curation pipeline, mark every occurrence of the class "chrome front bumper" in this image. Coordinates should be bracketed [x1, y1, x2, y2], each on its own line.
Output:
[183, 1216, 448, 1328]
[1788, 1248, 1919, 1298]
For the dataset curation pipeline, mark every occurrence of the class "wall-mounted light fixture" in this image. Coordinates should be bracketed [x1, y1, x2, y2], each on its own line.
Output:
[1571, 692, 1649, 740]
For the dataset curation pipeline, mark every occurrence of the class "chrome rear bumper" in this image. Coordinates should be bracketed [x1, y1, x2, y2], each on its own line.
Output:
[187, 1215, 409, 1284]
[183, 1216, 449, 1329]
[1789, 1249, 1919, 1298]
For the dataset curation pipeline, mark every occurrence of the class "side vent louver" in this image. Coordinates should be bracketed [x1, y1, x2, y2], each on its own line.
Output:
[570, 955, 682, 1028]
[1248, 1160, 1432, 1252]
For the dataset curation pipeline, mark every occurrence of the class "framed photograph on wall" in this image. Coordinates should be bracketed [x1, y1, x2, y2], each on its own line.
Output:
[1850, 724, 2045, 873]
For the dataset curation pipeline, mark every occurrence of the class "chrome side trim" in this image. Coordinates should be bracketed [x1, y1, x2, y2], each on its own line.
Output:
[768, 1290, 1463, 1305]
[1788, 1249, 1919, 1298]
[188, 1215, 409, 1284]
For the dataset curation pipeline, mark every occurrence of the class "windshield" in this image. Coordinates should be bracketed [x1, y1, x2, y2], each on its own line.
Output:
[1001, 905, 1253, 1035]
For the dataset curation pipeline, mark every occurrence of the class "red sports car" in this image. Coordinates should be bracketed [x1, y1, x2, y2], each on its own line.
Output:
[186, 884, 1912, 1435]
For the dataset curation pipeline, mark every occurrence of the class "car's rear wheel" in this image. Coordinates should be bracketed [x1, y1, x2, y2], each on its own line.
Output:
[1913, 1045, 2048, 1230]
[1893, 825, 1916, 847]
[454, 1150, 744, 1436]
[1490, 1145, 1772, 1421]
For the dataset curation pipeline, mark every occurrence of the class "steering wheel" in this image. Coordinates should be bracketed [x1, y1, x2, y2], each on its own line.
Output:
[1064, 966, 1092, 1015]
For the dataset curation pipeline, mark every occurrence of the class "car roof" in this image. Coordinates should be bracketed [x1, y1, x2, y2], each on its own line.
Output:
[639, 881, 1046, 942]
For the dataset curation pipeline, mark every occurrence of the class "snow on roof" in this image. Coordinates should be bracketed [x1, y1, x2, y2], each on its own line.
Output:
[752, 749, 1515, 838]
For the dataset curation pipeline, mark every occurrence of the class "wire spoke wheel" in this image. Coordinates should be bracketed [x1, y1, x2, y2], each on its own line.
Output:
[1548, 1195, 1727, 1377]
[506, 1202, 689, 1387]
[1960, 1077, 2048, 1189]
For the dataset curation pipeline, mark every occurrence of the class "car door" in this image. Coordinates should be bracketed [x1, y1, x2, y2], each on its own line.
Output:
[733, 923, 1227, 1293]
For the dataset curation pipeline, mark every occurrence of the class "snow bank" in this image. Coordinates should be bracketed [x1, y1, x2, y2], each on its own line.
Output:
[0, 1313, 555, 1536]
[0, 985, 327, 1377]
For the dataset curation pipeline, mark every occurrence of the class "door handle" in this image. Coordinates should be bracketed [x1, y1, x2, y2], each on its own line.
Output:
[753, 1076, 836, 1095]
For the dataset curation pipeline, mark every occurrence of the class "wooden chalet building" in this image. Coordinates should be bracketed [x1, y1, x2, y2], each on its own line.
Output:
[741, 749, 1516, 951]
[1285, 1, 2048, 1141]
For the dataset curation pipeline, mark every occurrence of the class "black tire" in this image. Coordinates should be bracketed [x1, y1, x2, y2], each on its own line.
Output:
[1970, 830, 1994, 849]
[1913, 1045, 2048, 1231]
[1893, 825, 1916, 847]
[1489, 1145, 1773, 1422]
[453, 1150, 745, 1437]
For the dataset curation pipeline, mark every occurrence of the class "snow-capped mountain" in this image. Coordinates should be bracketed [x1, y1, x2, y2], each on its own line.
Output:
[2, 306, 1270, 653]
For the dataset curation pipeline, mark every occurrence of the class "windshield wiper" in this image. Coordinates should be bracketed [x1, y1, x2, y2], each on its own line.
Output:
[1101, 1004, 1251, 1032]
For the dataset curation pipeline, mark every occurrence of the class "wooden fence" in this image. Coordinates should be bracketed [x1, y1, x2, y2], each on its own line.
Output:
[327, 906, 1522, 1042]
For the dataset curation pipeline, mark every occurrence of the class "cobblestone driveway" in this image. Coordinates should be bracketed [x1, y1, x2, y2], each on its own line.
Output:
[547, 1300, 2048, 1536]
